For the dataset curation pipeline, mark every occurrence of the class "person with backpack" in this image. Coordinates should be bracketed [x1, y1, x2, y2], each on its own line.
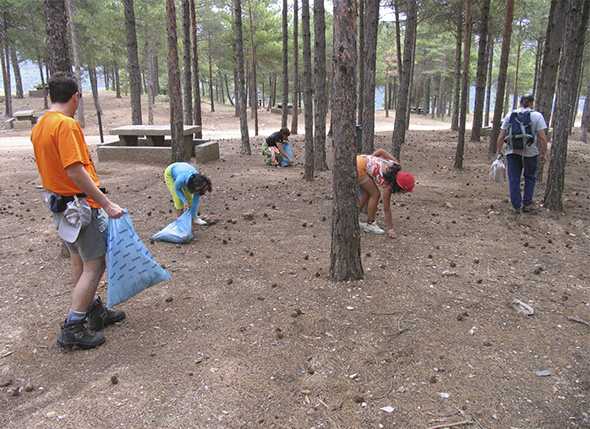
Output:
[496, 94, 548, 214]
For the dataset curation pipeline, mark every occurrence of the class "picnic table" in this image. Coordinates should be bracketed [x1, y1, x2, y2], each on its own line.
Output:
[13, 110, 39, 125]
[110, 125, 200, 147]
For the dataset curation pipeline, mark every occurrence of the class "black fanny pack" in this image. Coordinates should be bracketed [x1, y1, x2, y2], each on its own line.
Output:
[48, 188, 107, 213]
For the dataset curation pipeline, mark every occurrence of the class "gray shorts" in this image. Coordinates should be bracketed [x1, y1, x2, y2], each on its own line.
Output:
[60, 209, 107, 262]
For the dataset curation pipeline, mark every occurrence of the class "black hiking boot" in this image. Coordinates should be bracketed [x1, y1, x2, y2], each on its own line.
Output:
[87, 297, 126, 331]
[522, 204, 539, 215]
[57, 320, 105, 350]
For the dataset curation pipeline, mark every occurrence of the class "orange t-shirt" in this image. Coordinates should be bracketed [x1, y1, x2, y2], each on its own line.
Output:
[31, 111, 101, 208]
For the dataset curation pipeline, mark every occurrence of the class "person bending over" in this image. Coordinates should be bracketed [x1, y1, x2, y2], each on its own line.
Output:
[164, 162, 212, 225]
[356, 149, 415, 239]
[262, 127, 293, 167]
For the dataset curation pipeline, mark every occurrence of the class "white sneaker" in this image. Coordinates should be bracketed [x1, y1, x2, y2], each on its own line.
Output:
[194, 217, 208, 226]
[362, 222, 385, 235]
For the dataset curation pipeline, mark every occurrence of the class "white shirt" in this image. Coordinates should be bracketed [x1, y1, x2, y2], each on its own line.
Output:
[500, 108, 547, 157]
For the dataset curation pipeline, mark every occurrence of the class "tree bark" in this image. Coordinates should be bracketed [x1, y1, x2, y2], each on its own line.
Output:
[291, 0, 299, 134]
[281, 0, 289, 127]
[454, 0, 472, 170]
[103, 65, 110, 90]
[65, 0, 85, 127]
[114, 63, 121, 98]
[532, 37, 544, 97]
[146, 40, 156, 125]
[302, 0, 314, 180]
[247, 0, 259, 136]
[512, 38, 522, 110]
[123, 0, 142, 124]
[10, 49, 23, 99]
[581, 79, 590, 143]
[451, 9, 462, 131]
[165, 0, 187, 162]
[470, 0, 490, 141]
[356, 0, 365, 125]
[484, 38, 494, 127]
[189, 0, 203, 138]
[488, 0, 514, 155]
[330, 0, 364, 282]
[361, 0, 380, 153]
[313, 0, 328, 171]
[233, 0, 251, 154]
[0, 27, 11, 118]
[43, 0, 72, 74]
[393, 1, 402, 81]
[207, 31, 215, 112]
[392, 0, 417, 159]
[181, 0, 193, 125]
[536, 0, 566, 126]
[544, 0, 590, 211]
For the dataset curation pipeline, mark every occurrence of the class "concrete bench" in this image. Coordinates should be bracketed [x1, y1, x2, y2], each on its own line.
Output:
[110, 124, 201, 157]
[98, 140, 220, 165]
[14, 110, 39, 125]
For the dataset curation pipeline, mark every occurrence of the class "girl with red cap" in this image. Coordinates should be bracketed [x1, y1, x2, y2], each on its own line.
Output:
[356, 149, 415, 239]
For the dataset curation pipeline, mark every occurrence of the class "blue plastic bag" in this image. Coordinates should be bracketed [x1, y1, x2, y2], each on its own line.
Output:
[280, 142, 294, 167]
[106, 214, 171, 307]
[151, 210, 193, 243]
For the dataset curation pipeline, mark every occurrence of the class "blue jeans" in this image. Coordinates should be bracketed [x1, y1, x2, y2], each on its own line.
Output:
[506, 154, 538, 210]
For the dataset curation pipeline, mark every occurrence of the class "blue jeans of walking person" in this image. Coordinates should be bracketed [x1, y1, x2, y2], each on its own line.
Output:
[506, 154, 538, 210]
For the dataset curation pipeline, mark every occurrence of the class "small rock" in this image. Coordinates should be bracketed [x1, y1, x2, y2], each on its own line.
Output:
[449, 261, 456, 268]
[110, 375, 119, 385]
[8, 387, 20, 397]
[165, 296, 173, 303]
[473, 258, 480, 264]
[314, 272, 321, 278]
[439, 392, 450, 399]
[271, 283, 278, 288]
[380, 405, 396, 413]
[291, 308, 304, 318]
[483, 341, 492, 347]
[429, 375, 438, 384]
[533, 266, 543, 275]
[227, 279, 233, 285]
[275, 328, 284, 339]
[535, 369, 552, 377]
[442, 270, 458, 277]
[353, 394, 364, 403]
[24, 383, 34, 392]
[0, 377, 13, 387]
[242, 212, 255, 221]
[303, 255, 309, 260]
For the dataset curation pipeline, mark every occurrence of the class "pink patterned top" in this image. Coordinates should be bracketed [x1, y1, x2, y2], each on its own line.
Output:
[364, 155, 398, 188]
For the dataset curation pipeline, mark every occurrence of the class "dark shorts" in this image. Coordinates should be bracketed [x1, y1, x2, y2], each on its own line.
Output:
[60, 209, 107, 262]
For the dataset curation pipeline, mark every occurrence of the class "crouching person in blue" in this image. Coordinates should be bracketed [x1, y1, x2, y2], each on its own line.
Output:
[164, 162, 212, 224]
[496, 94, 548, 214]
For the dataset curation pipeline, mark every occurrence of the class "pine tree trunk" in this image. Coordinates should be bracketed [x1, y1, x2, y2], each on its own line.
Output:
[234, 68, 240, 116]
[42, 0, 72, 74]
[10, 49, 23, 99]
[165, 0, 187, 162]
[512, 39, 522, 110]
[392, 0, 417, 159]
[361, 0, 380, 153]
[104, 65, 110, 90]
[393, 1, 403, 80]
[536, 0, 566, 126]
[570, 62, 584, 133]
[123, 0, 142, 124]
[330, 0, 364, 282]
[154, 54, 160, 95]
[356, 0, 365, 125]
[291, 0, 299, 134]
[454, 0, 472, 170]
[146, 40, 156, 125]
[581, 79, 590, 143]
[545, 0, 590, 211]
[88, 65, 101, 114]
[313, 0, 328, 171]
[281, 0, 289, 127]
[405, 31, 417, 131]
[247, 0, 259, 136]
[189, 0, 203, 138]
[302, 0, 314, 181]
[65, 0, 85, 127]
[484, 38, 494, 126]
[451, 10, 462, 131]
[488, 0, 514, 155]
[0, 14, 12, 118]
[233, 0, 251, 154]
[181, 0, 193, 125]
[532, 38, 544, 96]
[207, 32, 215, 113]
[114, 63, 121, 98]
[385, 81, 389, 117]
[37, 53, 45, 85]
[470, 0, 490, 141]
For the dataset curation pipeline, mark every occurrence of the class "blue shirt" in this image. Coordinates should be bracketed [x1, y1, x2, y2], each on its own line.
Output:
[169, 162, 200, 216]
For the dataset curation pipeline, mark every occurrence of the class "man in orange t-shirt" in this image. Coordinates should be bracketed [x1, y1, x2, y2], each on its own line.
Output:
[32, 72, 125, 350]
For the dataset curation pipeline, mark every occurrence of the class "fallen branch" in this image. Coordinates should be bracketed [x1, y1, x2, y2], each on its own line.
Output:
[0, 351, 14, 359]
[427, 420, 473, 429]
[567, 316, 590, 328]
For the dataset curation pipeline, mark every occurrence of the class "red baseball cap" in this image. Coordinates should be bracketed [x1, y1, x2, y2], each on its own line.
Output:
[396, 171, 415, 192]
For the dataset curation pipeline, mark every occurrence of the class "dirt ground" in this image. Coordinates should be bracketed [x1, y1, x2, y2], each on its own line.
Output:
[0, 96, 589, 429]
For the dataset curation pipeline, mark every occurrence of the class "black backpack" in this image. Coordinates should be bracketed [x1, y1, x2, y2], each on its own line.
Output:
[506, 111, 534, 150]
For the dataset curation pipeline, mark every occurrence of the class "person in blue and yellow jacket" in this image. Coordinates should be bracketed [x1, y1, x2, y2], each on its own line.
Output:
[164, 162, 212, 225]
